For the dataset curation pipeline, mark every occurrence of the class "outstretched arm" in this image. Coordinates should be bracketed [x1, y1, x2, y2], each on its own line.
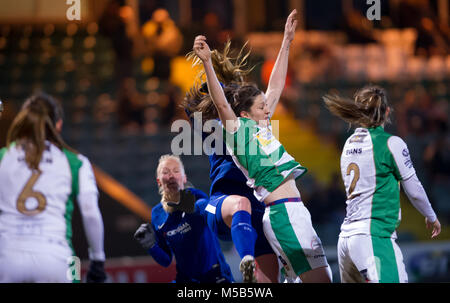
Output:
[401, 175, 441, 238]
[265, 9, 298, 117]
[388, 136, 441, 239]
[193, 35, 239, 132]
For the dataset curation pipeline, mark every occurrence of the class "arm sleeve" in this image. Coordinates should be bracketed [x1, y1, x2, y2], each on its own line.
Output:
[401, 174, 437, 222]
[77, 155, 105, 261]
[387, 136, 416, 181]
[148, 223, 173, 267]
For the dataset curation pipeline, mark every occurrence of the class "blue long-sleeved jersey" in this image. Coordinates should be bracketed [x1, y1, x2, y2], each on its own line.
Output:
[148, 188, 233, 283]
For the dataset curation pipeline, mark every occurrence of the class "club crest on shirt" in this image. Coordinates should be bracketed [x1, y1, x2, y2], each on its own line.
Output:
[255, 128, 275, 147]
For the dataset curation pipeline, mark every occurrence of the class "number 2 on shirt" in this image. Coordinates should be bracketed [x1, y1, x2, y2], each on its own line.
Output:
[346, 163, 360, 199]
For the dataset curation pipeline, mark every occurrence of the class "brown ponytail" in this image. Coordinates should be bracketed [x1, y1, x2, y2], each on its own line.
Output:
[182, 40, 255, 123]
[6, 93, 77, 170]
[322, 85, 391, 128]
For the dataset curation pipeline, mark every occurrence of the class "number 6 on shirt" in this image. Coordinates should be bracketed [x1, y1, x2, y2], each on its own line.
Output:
[16, 171, 47, 216]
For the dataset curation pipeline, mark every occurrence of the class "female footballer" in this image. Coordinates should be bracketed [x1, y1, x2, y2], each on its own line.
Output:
[191, 24, 333, 282]
[323, 86, 441, 283]
[0, 93, 106, 283]
[134, 154, 234, 283]
[183, 10, 300, 283]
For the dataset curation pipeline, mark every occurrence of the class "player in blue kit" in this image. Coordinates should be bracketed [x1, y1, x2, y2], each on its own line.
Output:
[182, 10, 300, 283]
[134, 154, 233, 283]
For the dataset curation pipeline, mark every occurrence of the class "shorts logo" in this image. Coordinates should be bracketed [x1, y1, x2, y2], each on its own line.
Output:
[311, 237, 323, 252]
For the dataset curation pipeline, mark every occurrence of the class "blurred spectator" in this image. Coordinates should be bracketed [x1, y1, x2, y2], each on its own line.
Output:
[99, 0, 140, 82]
[395, 0, 450, 56]
[117, 77, 146, 132]
[201, 12, 224, 50]
[93, 93, 117, 124]
[340, 9, 377, 44]
[141, 8, 183, 80]
[159, 83, 181, 126]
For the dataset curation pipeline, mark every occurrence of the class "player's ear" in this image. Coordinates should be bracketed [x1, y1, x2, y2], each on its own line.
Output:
[55, 119, 63, 133]
[156, 178, 162, 187]
[240, 111, 250, 119]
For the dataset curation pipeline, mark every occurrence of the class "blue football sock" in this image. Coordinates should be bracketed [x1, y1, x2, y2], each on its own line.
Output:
[231, 210, 257, 259]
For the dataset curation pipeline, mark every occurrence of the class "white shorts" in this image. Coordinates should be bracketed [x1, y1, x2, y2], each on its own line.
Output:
[0, 238, 75, 283]
[338, 234, 408, 283]
[263, 201, 328, 279]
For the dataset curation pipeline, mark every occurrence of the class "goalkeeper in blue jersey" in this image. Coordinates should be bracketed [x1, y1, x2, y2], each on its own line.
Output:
[134, 154, 233, 283]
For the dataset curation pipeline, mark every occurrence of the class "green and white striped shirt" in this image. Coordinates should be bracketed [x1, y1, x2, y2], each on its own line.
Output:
[222, 117, 307, 201]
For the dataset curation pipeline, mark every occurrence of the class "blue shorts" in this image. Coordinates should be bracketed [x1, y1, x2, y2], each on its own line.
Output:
[205, 191, 274, 258]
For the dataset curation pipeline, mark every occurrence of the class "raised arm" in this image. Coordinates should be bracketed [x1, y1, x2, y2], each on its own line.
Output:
[265, 9, 298, 117]
[193, 35, 239, 132]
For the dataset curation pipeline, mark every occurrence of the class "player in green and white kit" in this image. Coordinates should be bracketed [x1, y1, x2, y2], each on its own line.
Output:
[192, 14, 332, 282]
[0, 94, 106, 283]
[323, 86, 441, 283]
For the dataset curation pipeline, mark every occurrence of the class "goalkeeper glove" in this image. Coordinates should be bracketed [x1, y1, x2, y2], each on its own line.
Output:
[86, 260, 107, 283]
[134, 223, 156, 250]
[166, 188, 196, 213]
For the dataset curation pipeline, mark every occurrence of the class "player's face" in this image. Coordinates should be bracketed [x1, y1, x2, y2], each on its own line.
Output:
[242, 93, 270, 127]
[158, 159, 186, 194]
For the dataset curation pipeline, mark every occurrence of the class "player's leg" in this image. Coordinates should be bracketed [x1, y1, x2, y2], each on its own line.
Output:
[221, 195, 258, 282]
[255, 253, 279, 282]
[391, 238, 408, 283]
[299, 266, 332, 283]
[206, 194, 258, 282]
[354, 235, 407, 283]
[31, 252, 71, 283]
[220, 195, 257, 259]
[338, 236, 364, 283]
[263, 201, 331, 283]
[252, 207, 279, 282]
[347, 234, 382, 283]
[0, 249, 31, 282]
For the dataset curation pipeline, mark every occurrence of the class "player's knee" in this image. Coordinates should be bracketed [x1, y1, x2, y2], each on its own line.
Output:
[233, 196, 251, 214]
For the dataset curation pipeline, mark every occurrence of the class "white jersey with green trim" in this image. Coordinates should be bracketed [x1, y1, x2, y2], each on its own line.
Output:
[0, 142, 98, 252]
[339, 127, 416, 238]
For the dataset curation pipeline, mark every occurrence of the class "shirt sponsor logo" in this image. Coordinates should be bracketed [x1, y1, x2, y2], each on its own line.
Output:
[402, 148, 413, 168]
[166, 222, 192, 237]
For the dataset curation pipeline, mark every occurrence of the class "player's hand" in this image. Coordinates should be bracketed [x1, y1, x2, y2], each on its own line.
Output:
[193, 35, 211, 62]
[284, 9, 298, 43]
[166, 188, 196, 213]
[426, 217, 441, 239]
[134, 223, 156, 249]
[86, 260, 107, 283]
